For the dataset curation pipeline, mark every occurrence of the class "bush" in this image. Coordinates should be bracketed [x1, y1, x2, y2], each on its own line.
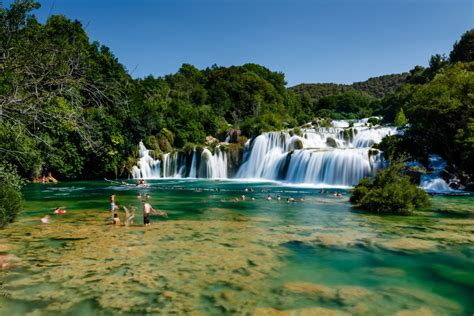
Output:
[0, 163, 24, 228]
[0, 184, 22, 228]
[350, 159, 431, 214]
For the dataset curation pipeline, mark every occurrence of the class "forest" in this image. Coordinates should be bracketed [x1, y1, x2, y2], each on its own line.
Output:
[0, 1, 473, 224]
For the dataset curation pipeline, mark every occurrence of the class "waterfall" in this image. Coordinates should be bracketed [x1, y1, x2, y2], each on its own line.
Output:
[132, 142, 228, 179]
[284, 149, 376, 186]
[199, 147, 227, 179]
[420, 155, 452, 193]
[131, 142, 161, 179]
[189, 148, 197, 178]
[131, 120, 400, 187]
[162, 152, 182, 178]
[236, 124, 396, 186]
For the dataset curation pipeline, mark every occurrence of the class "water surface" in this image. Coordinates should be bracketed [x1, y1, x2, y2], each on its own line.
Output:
[0, 180, 473, 315]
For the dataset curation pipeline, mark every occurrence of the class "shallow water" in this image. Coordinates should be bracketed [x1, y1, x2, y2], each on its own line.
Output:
[0, 180, 473, 315]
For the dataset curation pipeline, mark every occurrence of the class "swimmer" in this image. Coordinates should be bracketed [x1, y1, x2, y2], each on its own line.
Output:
[251, 197, 256, 201]
[112, 208, 120, 225]
[241, 195, 246, 201]
[276, 194, 281, 201]
[245, 188, 249, 192]
[266, 194, 272, 201]
[300, 197, 305, 202]
[53, 207, 66, 214]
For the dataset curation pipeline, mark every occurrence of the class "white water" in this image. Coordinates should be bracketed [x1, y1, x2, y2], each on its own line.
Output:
[237, 125, 396, 186]
[188, 149, 197, 178]
[199, 148, 228, 179]
[420, 155, 452, 193]
[131, 120, 398, 186]
[132, 142, 228, 179]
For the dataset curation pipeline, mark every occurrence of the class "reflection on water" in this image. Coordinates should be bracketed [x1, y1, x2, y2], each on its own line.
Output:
[0, 180, 473, 315]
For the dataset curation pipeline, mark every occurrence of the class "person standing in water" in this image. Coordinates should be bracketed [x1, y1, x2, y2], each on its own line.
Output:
[143, 201, 152, 226]
[110, 194, 116, 211]
[142, 201, 168, 226]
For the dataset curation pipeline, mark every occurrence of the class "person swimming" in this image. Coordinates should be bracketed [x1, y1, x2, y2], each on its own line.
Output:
[53, 207, 66, 214]
[40, 215, 50, 223]
[276, 194, 281, 201]
[266, 194, 272, 201]
[241, 195, 246, 201]
[286, 197, 296, 203]
[112, 208, 121, 225]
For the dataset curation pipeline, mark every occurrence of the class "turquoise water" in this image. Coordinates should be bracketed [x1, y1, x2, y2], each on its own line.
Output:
[0, 180, 473, 315]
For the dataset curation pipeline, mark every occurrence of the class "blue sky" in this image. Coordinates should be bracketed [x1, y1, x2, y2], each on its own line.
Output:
[4, 0, 473, 86]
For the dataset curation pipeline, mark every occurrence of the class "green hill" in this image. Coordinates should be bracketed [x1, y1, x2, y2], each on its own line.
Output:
[289, 73, 409, 101]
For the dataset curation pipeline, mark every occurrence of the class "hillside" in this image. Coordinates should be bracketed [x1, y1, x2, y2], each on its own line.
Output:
[289, 73, 409, 101]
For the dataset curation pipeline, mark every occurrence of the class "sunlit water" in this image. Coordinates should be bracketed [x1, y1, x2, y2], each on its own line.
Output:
[0, 180, 473, 315]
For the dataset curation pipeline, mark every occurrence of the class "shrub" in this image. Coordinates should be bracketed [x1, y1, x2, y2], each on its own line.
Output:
[0, 163, 24, 227]
[350, 159, 431, 214]
[0, 184, 22, 228]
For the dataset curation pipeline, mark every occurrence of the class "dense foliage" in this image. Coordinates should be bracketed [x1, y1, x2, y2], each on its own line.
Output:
[350, 160, 431, 214]
[289, 73, 408, 119]
[378, 29, 474, 183]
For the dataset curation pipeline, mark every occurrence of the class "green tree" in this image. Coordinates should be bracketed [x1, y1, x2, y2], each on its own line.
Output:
[450, 29, 474, 63]
[394, 108, 408, 127]
[350, 159, 431, 215]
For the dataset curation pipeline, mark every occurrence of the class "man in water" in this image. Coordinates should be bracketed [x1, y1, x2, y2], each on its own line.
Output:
[142, 201, 168, 226]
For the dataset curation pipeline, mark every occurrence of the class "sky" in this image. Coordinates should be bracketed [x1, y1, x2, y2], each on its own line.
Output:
[4, 0, 473, 86]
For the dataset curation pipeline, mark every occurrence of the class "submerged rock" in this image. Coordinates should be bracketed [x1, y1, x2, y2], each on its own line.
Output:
[253, 307, 350, 316]
[378, 238, 438, 252]
[283, 282, 337, 300]
[395, 307, 434, 316]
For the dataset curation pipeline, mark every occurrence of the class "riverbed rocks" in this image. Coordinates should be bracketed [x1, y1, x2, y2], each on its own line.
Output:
[0, 196, 471, 314]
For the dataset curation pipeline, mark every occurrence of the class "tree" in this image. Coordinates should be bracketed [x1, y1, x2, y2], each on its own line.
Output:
[450, 29, 474, 63]
[394, 108, 408, 127]
[350, 159, 431, 215]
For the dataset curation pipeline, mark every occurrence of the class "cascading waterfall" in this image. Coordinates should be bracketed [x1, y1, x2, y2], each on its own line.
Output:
[132, 142, 228, 179]
[131, 142, 161, 179]
[237, 125, 396, 186]
[131, 120, 399, 186]
[199, 148, 228, 179]
[420, 155, 452, 193]
[188, 148, 197, 178]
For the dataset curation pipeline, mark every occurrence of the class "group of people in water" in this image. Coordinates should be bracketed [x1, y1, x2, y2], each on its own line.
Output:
[110, 193, 168, 227]
[235, 193, 304, 203]
[40, 180, 346, 226]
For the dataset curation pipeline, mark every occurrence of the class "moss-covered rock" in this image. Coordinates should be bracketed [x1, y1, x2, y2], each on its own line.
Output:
[227, 143, 244, 176]
[326, 137, 338, 148]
